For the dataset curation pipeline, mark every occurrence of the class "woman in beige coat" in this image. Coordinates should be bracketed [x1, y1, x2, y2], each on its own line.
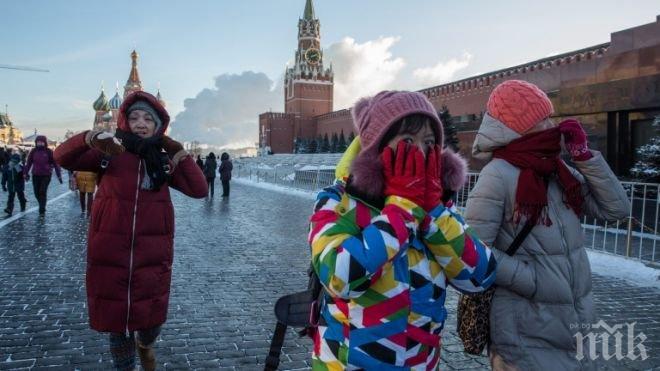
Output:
[465, 80, 630, 371]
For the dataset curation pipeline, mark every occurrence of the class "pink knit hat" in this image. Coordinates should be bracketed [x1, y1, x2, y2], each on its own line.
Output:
[487, 80, 554, 134]
[349, 91, 446, 197]
[352, 90, 443, 157]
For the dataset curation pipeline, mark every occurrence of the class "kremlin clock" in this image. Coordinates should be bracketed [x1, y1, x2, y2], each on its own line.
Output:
[305, 48, 321, 65]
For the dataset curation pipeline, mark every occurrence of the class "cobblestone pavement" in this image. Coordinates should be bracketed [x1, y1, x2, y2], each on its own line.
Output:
[0, 177, 658, 370]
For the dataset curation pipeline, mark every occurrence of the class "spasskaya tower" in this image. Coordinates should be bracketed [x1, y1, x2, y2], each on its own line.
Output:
[284, 0, 334, 118]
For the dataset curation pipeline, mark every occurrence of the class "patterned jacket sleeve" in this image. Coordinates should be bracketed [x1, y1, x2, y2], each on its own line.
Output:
[309, 184, 425, 299]
[422, 202, 497, 294]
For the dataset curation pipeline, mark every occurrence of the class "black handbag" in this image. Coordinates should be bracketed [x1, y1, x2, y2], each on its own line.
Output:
[265, 265, 323, 371]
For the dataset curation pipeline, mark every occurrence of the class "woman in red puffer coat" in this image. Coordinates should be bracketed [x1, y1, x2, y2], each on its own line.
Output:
[54, 91, 207, 370]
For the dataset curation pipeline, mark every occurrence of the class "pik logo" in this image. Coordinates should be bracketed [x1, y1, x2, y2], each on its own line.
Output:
[573, 320, 648, 361]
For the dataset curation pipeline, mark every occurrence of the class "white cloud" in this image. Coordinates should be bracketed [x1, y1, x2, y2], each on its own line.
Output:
[170, 37, 478, 147]
[170, 71, 282, 148]
[325, 36, 406, 109]
[412, 52, 473, 86]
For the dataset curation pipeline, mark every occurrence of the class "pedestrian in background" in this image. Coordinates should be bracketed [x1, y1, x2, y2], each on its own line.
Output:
[74, 171, 97, 214]
[55, 91, 207, 371]
[3, 152, 27, 215]
[24, 135, 62, 215]
[203, 152, 217, 197]
[219, 152, 232, 198]
[0, 147, 8, 192]
[465, 80, 630, 371]
[196, 154, 204, 170]
[308, 91, 496, 369]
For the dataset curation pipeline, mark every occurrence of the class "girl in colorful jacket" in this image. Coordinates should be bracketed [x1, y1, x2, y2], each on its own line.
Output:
[308, 91, 497, 370]
[54, 91, 208, 370]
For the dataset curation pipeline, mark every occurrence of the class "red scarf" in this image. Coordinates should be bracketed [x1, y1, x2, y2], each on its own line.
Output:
[493, 127, 583, 226]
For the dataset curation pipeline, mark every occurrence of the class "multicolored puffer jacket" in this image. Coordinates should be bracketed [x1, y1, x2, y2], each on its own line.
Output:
[309, 180, 497, 370]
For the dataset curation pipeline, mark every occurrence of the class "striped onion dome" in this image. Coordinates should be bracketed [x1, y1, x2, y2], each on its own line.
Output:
[109, 90, 122, 110]
[93, 89, 110, 111]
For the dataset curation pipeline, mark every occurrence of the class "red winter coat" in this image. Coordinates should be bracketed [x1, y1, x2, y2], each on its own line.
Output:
[54, 92, 208, 333]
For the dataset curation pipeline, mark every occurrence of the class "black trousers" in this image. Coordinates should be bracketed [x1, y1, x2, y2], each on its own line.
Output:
[207, 177, 215, 197]
[79, 192, 94, 213]
[221, 180, 230, 197]
[32, 175, 51, 213]
[6, 190, 26, 213]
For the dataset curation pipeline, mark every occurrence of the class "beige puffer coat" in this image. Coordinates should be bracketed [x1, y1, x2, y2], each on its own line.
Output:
[465, 113, 630, 371]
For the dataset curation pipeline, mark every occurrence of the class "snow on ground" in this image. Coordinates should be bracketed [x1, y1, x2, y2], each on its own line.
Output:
[587, 250, 660, 289]
[298, 165, 336, 171]
[236, 177, 660, 289]
[234, 178, 316, 200]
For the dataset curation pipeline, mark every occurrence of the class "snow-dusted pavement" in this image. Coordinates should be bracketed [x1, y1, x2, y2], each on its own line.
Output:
[0, 177, 657, 370]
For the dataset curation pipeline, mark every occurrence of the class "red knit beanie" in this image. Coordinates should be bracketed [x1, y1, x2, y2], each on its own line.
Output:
[487, 80, 554, 134]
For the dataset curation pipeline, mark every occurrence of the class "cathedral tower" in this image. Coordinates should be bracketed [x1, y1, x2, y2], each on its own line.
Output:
[124, 50, 143, 98]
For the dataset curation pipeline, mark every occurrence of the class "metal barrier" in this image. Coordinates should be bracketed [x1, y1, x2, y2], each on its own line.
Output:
[235, 164, 659, 264]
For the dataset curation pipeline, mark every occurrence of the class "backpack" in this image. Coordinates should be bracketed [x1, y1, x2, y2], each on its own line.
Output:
[265, 264, 324, 371]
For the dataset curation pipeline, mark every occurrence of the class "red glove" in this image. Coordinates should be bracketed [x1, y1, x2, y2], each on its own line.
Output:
[423, 145, 443, 212]
[559, 119, 592, 161]
[381, 141, 426, 207]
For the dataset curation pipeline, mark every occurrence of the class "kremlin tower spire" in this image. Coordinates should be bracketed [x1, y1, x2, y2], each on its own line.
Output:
[303, 0, 315, 20]
[284, 0, 333, 118]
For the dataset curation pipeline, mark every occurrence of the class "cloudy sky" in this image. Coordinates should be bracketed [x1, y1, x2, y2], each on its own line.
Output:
[1, 0, 658, 147]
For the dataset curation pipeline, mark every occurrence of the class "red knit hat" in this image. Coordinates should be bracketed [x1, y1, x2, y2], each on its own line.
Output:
[486, 80, 554, 134]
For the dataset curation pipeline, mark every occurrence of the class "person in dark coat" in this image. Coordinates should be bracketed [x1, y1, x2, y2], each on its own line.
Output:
[54, 91, 208, 371]
[0, 147, 8, 192]
[195, 155, 204, 170]
[3, 153, 27, 215]
[25, 135, 62, 215]
[203, 152, 217, 197]
[218, 152, 233, 197]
